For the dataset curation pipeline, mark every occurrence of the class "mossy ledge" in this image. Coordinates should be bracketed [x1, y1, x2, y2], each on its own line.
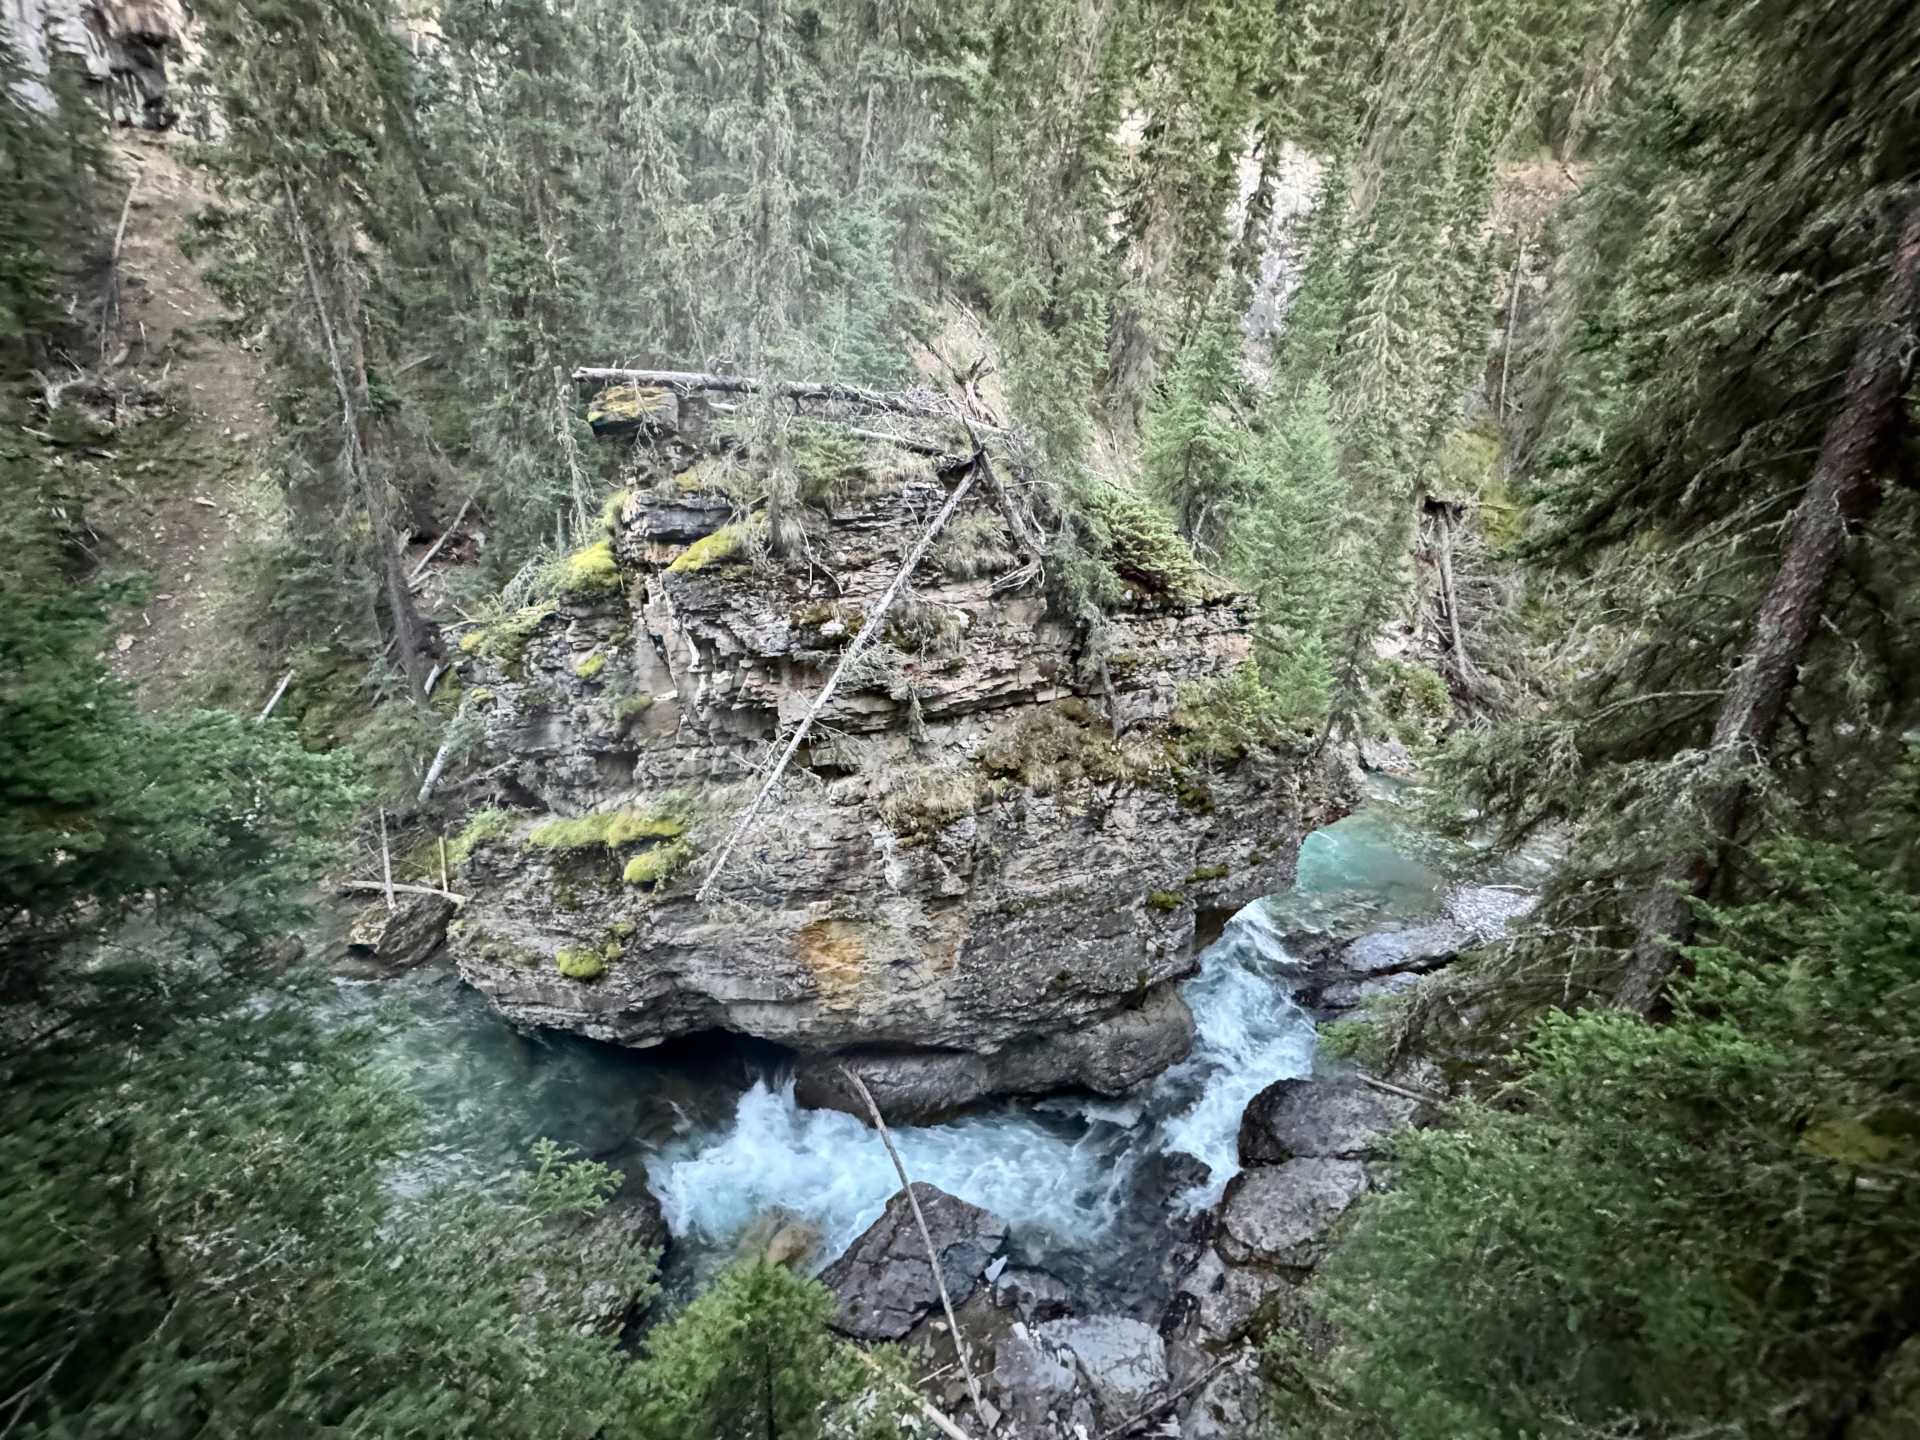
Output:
[526, 806, 687, 852]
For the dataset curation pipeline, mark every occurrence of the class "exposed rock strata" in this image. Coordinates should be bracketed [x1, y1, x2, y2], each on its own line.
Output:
[449, 436, 1343, 1113]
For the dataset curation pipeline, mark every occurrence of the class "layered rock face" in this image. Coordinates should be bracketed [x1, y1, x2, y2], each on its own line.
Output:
[450, 423, 1340, 1117]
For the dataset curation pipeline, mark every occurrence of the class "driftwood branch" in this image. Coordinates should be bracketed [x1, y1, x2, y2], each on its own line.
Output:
[708, 400, 952, 458]
[378, 810, 395, 912]
[1094, 1356, 1234, 1440]
[408, 494, 474, 585]
[838, 1066, 988, 1423]
[849, 1349, 976, 1440]
[339, 880, 467, 905]
[257, 669, 294, 722]
[695, 454, 983, 901]
[573, 366, 1010, 435]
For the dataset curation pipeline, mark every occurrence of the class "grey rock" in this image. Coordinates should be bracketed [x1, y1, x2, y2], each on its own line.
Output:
[1238, 1075, 1417, 1165]
[1170, 1246, 1294, 1347]
[1215, 1159, 1368, 1270]
[1313, 968, 1426, 1016]
[1180, 1355, 1271, 1440]
[345, 892, 456, 970]
[1446, 883, 1537, 938]
[1035, 1314, 1168, 1422]
[794, 984, 1195, 1122]
[1357, 737, 1415, 775]
[1340, 921, 1469, 975]
[450, 468, 1353, 1109]
[992, 1264, 1075, 1323]
[992, 1324, 1079, 1432]
[820, 1183, 1008, 1341]
[523, 1194, 664, 1335]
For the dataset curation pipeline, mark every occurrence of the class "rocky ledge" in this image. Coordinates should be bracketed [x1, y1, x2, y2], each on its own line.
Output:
[447, 413, 1346, 1119]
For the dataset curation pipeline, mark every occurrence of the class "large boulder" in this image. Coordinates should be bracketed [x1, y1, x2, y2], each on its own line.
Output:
[450, 458, 1349, 1116]
[819, 1182, 1008, 1341]
[1033, 1314, 1168, 1423]
[345, 892, 456, 970]
[1215, 1159, 1368, 1271]
[1238, 1074, 1418, 1165]
[991, 1323, 1083, 1434]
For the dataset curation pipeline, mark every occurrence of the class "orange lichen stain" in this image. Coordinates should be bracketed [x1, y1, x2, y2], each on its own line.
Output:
[795, 919, 867, 1005]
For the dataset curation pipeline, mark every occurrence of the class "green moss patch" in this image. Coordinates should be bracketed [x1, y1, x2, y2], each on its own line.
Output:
[622, 838, 694, 886]
[1184, 862, 1229, 884]
[447, 809, 515, 868]
[555, 946, 607, 981]
[980, 704, 1157, 795]
[526, 806, 687, 852]
[1146, 890, 1184, 912]
[458, 601, 555, 669]
[555, 539, 623, 596]
[667, 521, 757, 575]
[600, 489, 632, 537]
[574, 651, 606, 680]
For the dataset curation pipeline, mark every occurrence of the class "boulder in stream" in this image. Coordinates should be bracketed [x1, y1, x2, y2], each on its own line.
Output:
[345, 892, 456, 970]
[820, 1182, 1008, 1340]
[1238, 1074, 1418, 1165]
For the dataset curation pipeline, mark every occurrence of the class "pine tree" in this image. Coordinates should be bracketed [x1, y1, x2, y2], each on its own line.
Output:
[1140, 281, 1247, 553]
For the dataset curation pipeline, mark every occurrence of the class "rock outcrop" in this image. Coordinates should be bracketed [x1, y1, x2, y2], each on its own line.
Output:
[448, 416, 1343, 1114]
[819, 1182, 1008, 1340]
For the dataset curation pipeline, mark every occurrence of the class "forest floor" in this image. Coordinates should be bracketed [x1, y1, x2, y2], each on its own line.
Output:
[90, 127, 281, 711]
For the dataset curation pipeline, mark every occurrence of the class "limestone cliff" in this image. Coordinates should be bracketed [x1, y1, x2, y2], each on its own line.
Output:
[449, 413, 1346, 1118]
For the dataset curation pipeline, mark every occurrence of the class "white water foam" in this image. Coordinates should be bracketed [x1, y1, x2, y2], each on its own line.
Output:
[1149, 903, 1317, 1208]
[646, 897, 1318, 1256]
[648, 1079, 1141, 1263]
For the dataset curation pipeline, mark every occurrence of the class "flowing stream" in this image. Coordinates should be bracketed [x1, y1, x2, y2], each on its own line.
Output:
[329, 784, 1530, 1304]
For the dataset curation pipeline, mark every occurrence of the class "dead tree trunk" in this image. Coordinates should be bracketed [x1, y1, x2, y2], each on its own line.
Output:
[1617, 203, 1920, 1014]
[285, 181, 432, 699]
[571, 366, 1010, 434]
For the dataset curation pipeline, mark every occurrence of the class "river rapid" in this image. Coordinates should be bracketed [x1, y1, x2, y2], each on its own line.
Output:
[326, 783, 1534, 1307]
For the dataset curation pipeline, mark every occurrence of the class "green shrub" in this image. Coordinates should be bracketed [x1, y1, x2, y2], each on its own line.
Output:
[1309, 839, 1920, 1438]
[1184, 862, 1229, 884]
[1146, 890, 1184, 912]
[1172, 665, 1303, 762]
[876, 766, 988, 840]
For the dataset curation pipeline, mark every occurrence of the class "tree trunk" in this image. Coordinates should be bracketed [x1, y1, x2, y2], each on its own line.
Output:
[1616, 203, 1920, 1013]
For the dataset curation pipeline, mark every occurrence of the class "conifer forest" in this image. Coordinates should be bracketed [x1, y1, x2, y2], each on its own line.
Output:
[4, 2, 1919, 1436]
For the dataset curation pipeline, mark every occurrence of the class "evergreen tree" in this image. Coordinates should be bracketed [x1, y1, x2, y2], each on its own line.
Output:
[1140, 280, 1247, 553]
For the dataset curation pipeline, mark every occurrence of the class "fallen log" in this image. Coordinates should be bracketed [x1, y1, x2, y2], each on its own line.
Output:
[572, 366, 1010, 435]
[339, 880, 467, 905]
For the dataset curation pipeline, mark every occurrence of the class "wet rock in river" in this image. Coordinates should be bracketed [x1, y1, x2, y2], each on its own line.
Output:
[991, 1263, 1075, 1323]
[1238, 1073, 1418, 1165]
[820, 1182, 1008, 1341]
